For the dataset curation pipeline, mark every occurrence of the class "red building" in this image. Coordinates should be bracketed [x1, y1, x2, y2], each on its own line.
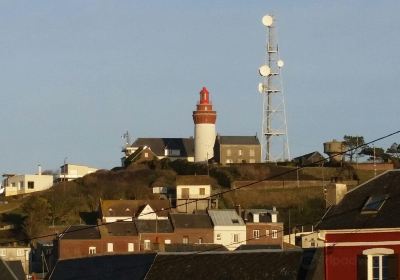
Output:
[317, 170, 400, 280]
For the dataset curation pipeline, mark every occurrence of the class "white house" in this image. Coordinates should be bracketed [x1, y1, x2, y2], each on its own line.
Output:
[175, 175, 217, 213]
[2, 167, 53, 197]
[208, 209, 246, 250]
[0, 246, 31, 275]
[54, 163, 98, 182]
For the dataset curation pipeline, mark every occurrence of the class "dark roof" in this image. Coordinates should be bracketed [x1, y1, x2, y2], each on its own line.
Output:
[131, 138, 194, 157]
[175, 175, 212, 186]
[217, 136, 260, 145]
[164, 244, 228, 252]
[170, 213, 213, 229]
[48, 253, 156, 280]
[104, 222, 137, 236]
[236, 244, 282, 250]
[0, 258, 19, 280]
[5, 261, 25, 280]
[101, 200, 170, 218]
[60, 225, 100, 240]
[145, 250, 304, 280]
[134, 219, 173, 233]
[317, 170, 400, 230]
[126, 146, 157, 163]
[292, 151, 324, 161]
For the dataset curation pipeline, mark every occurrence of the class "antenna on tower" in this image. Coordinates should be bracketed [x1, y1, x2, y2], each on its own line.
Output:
[122, 131, 131, 147]
[258, 14, 290, 162]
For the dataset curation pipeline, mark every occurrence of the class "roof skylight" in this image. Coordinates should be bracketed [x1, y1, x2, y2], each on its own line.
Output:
[361, 194, 388, 213]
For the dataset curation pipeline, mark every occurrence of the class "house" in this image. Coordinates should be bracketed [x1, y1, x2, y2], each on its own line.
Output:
[213, 135, 261, 164]
[316, 169, 400, 280]
[242, 208, 283, 248]
[0, 246, 31, 276]
[208, 209, 247, 250]
[175, 175, 217, 213]
[169, 213, 214, 245]
[2, 167, 53, 197]
[134, 219, 174, 251]
[55, 163, 98, 182]
[99, 199, 170, 223]
[123, 146, 158, 166]
[292, 151, 325, 167]
[56, 225, 102, 260]
[122, 138, 195, 165]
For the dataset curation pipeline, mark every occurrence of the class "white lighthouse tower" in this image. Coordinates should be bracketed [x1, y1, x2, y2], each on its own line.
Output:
[193, 87, 217, 162]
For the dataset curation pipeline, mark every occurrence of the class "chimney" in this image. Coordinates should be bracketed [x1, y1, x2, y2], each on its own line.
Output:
[325, 182, 347, 208]
[235, 204, 242, 218]
[38, 164, 42, 176]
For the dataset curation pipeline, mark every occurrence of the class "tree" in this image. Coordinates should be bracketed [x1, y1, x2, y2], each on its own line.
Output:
[343, 135, 365, 163]
[22, 196, 51, 240]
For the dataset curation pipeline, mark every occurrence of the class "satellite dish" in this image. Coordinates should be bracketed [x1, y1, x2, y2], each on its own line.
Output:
[258, 83, 265, 94]
[262, 15, 274, 27]
[259, 65, 271, 77]
[277, 59, 284, 68]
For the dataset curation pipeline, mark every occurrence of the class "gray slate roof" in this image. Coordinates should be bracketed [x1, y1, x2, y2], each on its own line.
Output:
[217, 136, 260, 145]
[208, 210, 245, 226]
[105, 222, 137, 236]
[317, 170, 400, 230]
[60, 225, 100, 240]
[170, 213, 213, 229]
[131, 138, 194, 157]
[134, 219, 173, 233]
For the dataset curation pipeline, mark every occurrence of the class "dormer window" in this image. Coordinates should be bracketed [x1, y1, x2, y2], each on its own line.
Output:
[232, 219, 239, 224]
[361, 194, 389, 214]
[125, 208, 130, 212]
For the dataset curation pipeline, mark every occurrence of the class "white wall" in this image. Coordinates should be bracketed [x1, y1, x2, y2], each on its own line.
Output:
[194, 123, 216, 162]
[213, 225, 246, 250]
[4, 174, 53, 196]
[177, 184, 211, 199]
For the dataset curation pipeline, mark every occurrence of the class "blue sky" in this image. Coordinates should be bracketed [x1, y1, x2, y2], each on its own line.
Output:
[1, 1, 400, 173]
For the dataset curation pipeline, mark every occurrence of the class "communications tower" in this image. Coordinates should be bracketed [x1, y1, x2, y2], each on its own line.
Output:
[258, 14, 290, 162]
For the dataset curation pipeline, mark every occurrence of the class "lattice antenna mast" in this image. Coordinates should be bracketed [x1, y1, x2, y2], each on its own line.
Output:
[258, 14, 290, 162]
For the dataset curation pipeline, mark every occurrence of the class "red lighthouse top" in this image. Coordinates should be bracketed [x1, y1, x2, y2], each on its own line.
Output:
[193, 86, 216, 124]
[199, 87, 210, 104]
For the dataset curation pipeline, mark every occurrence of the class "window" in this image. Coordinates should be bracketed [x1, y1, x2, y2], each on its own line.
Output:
[19, 181, 24, 189]
[198, 237, 203, 244]
[216, 233, 221, 240]
[88, 247, 96, 255]
[231, 219, 239, 224]
[107, 243, 113, 252]
[144, 240, 151, 250]
[253, 230, 260, 239]
[16, 249, 24, 257]
[362, 194, 388, 214]
[359, 248, 397, 280]
[272, 230, 278, 239]
[28, 181, 34, 189]
[0, 249, 6, 257]
[11, 182, 16, 187]
[199, 188, 205, 195]
[128, 243, 134, 252]
[182, 236, 189, 244]
[225, 159, 232, 164]
[181, 188, 190, 199]
[249, 149, 255, 157]
[226, 149, 231, 156]
[164, 240, 171, 244]
[265, 230, 270, 237]
[238, 149, 242, 156]
[144, 152, 149, 158]
[233, 234, 239, 243]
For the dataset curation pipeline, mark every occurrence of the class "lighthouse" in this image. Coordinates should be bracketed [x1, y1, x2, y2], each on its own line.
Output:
[193, 87, 217, 162]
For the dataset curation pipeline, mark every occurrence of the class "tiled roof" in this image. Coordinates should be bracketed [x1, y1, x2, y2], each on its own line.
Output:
[104, 222, 137, 236]
[131, 138, 194, 157]
[134, 219, 173, 233]
[217, 136, 260, 145]
[208, 210, 245, 226]
[175, 175, 213, 186]
[48, 253, 156, 280]
[170, 213, 213, 229]
[100, 200, 171, 218]
[146, 250, 305, 280]
[60, 225, 100, 240]
[317, 170, 400, 230]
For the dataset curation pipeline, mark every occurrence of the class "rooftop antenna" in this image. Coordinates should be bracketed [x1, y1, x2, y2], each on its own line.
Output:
[258, 14, 290, 162]
[122, 131, 131, 147]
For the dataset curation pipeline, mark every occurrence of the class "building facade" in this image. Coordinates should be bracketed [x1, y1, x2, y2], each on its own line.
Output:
[214, 135, 261, 164]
